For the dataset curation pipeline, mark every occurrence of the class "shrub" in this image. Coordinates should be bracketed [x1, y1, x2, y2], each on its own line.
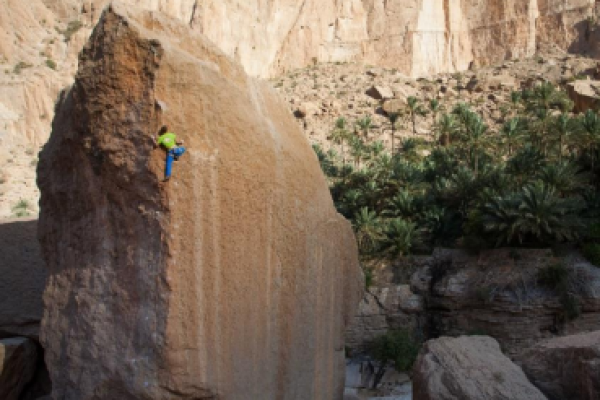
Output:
[370, 329, 421, 388]
[45, 59, 57, 70]
[13, 61, 32, 74]
[538, 263, 569, 291]
[11, 199, 32, 218]
[583, 243, 600, 267]
[57, 20, 83, 42]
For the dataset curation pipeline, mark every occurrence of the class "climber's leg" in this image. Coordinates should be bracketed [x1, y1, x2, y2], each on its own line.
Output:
[165, 150, 174, 180]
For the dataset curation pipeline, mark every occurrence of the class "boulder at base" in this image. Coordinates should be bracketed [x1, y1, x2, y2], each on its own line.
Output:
[37, 3, 363, 400]
[0, 337, 39, 400]
[521, 330, 600, 400]
[413, 336, 547, 400]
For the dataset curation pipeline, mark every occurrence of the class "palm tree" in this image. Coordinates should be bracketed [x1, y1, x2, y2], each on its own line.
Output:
[381, 218, 420, 257]
[406, 96, 426, 135]
[537, 162, 589, 196]
[509, 91, 522, 117]
[524, 81, 573, 112]
[434, 113, 457, 146]
[329, 117, 350, 165]
[352, 207, 385, 255]
[550, 113, 579, 161]
[529, 108, 552, 154]
[579, 110, 600, 171]
[355, 115, 373, 141]
[429, 99, 441, 125]
[516, 182, 584, 243]
[460, 116, 491, 177]
[387, 112, 401, 155]
[500, 117, 525, 156]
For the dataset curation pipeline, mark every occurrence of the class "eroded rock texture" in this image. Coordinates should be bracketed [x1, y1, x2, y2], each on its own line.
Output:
[521, 331, 600, 400]
[37, 3, 363, 399]
[413, 336, 548, 400]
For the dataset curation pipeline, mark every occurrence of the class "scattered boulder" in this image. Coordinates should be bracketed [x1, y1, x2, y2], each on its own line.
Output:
[0, 337, 39, 400]
[38, 3, 363, 400]
[366, 86, 394, 100]
[413, 336, 548, 400]
[0, 218, 46, 339]
[521, 330, 600, 400]
[567, 80, 600, 112]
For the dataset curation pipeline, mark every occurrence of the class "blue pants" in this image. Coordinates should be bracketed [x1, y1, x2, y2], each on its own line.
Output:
[165, 147, 186, 179]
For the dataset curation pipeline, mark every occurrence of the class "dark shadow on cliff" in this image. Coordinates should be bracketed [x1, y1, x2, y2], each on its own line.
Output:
[0, 218, 46, 339]
[568, 19, 600, 60]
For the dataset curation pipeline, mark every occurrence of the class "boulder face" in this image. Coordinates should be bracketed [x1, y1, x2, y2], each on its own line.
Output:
[521, 331, 600, 400]
[37, 3, 363, 400]
[413, 336, 548, 400]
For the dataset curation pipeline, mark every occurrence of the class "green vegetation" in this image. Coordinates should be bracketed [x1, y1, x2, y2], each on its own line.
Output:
[56, 20, 83, 43]
[370, 329, 421, 388]
[538, 262, 581, 321]
[313, 82, 600, 260]
[13, 61, 32, 74]
[45, 59, 57, 70]
[12, 199, 32, 218]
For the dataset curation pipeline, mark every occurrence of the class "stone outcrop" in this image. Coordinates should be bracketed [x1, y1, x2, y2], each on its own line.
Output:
[567, 79, 600, 112]
[521, 330, 600, 400]
[0, 337, 39, 400]
[37, 3, 363, 399]
[0, 218, 46, 339]
[346, 249, 600, 360]
[413, 336, 548, 400]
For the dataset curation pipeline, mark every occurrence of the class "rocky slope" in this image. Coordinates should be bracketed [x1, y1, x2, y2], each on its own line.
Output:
[37, 3, 363, 399]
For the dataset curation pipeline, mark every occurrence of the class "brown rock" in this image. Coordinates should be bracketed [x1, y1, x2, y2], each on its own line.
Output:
[521, 331, 600, 400]
[567, 80, 600, 112]
[38, 4, 363, 400]
[413, 336, 548, 400]
[0, 337, 39, 400]
[0, 218, 46, 339]
[366, 86, 394, 100]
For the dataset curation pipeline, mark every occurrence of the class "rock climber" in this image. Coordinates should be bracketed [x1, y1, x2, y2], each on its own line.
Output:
[156, 125, 186, 181]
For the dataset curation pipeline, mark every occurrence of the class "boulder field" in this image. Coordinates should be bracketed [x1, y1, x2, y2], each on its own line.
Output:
[37, 3, 363, 400]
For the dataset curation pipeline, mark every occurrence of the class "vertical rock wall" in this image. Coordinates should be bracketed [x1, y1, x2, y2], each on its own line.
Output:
[37, 3, 363, 399]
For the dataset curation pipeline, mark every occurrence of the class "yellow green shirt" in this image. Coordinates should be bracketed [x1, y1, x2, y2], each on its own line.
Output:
[158, 132, 177, 150]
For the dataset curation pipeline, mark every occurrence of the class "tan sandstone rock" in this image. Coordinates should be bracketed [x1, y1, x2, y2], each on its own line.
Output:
[521, 330, 600, 400]
[413, 336, 548, 400]
[37, 3, 363, 400]
[0, 337, 39, 400]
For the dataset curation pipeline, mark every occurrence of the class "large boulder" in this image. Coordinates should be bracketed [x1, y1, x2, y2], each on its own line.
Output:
[0, 218, 46, 339]
[37, 3, 363, 400]
[413, 336, 547, 400]
[0, 337, 39, 400]
[521, 330, 600, 400]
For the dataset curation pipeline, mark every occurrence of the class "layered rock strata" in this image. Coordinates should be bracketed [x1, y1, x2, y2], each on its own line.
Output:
[37, 3, 363, 400]
[346, 249, 600, 359]
[413, 336, 548, 400]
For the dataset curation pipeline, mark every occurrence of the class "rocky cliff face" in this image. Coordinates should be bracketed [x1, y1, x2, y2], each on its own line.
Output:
[347, 249, 600, 361]
[1, 0, 598, 218]
[37, 3, 363, 399]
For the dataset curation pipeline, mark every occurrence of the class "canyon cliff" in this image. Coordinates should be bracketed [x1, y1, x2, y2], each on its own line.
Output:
[1, 1, 598, 218]
[37, 3, 363, 399]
